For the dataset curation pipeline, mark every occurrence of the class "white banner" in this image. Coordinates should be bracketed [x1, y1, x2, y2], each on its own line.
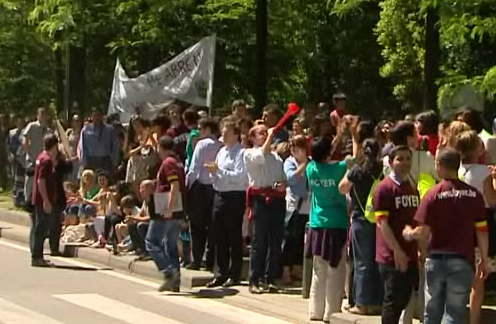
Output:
[108, 35, 216, 122]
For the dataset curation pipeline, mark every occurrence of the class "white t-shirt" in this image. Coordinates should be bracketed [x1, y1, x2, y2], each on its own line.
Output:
[459, 163, 491, 207]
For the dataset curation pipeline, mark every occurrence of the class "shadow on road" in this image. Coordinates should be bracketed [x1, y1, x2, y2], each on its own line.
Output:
[51, 264, 114, 271]
[162, 288, 240, 299]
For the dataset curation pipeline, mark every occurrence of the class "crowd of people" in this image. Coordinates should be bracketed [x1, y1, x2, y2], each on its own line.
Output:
[4, 94, 496, 323]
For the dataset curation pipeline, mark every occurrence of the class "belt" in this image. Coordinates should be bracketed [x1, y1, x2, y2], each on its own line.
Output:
[429, 253, 464, 260]
[217, 191, 245, 196]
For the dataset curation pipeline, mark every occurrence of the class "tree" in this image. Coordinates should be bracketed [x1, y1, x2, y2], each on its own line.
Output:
[0, 0, 55, 113]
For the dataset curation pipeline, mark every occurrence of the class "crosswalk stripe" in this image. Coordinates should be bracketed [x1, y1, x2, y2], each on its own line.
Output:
[143, 292, 294, 324]
[0, 297, 65, 324]
[53, 293, 185, 324]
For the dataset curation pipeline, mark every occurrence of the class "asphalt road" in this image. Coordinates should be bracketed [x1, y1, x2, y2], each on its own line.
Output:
[0, 239, 306, 324]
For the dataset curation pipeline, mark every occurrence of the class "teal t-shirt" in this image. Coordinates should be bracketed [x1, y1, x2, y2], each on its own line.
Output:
[186, 128, 199, 170]
[306, 160, 348, 229]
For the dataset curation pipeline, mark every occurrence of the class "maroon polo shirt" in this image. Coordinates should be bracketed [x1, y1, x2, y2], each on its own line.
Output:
[414, 179, 487, 265]
[156, 155, 186, 194]
[166, 123, 190, 162]
[32, 151, 56, 207]
[373, 176, 420, 265]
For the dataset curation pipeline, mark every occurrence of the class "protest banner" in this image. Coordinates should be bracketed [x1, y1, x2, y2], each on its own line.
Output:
[108, 35, 216, 122]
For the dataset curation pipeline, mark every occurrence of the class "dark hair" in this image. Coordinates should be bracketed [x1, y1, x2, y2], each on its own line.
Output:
[127, 115, 145, 148]
[167, 103, 183, 114]
[416, 110, 439, 135]
[159, 135, 175, 151]
[310, 113, 331, 138]
[263, 104, 282, 119]
[391, 121, 415, 146]
[291, 134, 308, 149]
[120, 195, 135, 209]
[183, 108, 199, 127]
[437, 148, 461, 171]
[43, 133, 59, 151]
[198, 118, 219, 135]
[357, 120, 375, 144]
[114, 180, 134, 203]
[238, 118, 253, 132]
[311, 137, 331, 162]
[389, 145, 412, 161]
[458, 108, 484, 133]
[151, 113, 171, 133]
[96, 169, 109, 180]
[360, 139, 382, 174]
[232, 99, 246, 110]
[222, 120, 241, 137]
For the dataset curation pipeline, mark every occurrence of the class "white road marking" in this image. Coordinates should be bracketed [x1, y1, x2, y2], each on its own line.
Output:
[0, 297, 65, 324]
[0, 239, 295, 324]
[0, 239, 158, 288]
[54, 293, 185, 324]
[143, 292, 294, 324]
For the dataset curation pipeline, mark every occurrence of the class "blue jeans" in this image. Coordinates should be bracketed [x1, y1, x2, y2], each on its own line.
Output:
[424, 257, 474, 324]
[145, 218, 181, 277]
[351, 218, 383, 306]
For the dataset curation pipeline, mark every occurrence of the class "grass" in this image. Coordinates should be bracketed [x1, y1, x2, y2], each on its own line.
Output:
[0, 184, 22, 211]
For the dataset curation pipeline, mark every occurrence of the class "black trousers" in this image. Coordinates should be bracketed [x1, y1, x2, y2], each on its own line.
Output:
[379, 262, 418, 324]
[212, 191, 245, 281]
[187, 182, 216, 267]
[128, 221, 149, 255]
[249, 196, 286, 285]
[281, 212, 308, 267]
[104, 214, 124, 243]
[30, 206, 62, 256]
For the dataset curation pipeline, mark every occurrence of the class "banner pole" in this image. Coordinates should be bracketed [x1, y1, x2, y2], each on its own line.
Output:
[207, 35, 216, 117]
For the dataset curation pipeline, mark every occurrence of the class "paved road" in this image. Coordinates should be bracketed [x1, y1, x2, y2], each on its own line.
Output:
[0, 239, 308, 324]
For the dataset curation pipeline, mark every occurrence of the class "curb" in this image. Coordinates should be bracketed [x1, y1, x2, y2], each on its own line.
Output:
[0, 208, 214, 289]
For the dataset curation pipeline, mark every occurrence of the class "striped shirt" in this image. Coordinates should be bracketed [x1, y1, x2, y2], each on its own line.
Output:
[243, 147, 286, 188]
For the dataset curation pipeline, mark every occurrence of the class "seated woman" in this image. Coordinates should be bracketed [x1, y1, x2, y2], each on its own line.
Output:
[64, 181, 81, 227]
[78, 169, 100, 223]
[91, 170, 120, 248]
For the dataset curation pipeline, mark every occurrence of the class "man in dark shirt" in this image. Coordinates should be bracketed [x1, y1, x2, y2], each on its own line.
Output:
[373, 145, 420, 324]
[145, 135, 186, 292]
[403, 148, 490, 324]
[166, 104, 190, 163]
[31, 134, 59, 267]
[262, 104, 289, 145]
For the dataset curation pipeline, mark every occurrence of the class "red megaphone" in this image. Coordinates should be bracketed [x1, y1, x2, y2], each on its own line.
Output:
[274, 103, 301, 130]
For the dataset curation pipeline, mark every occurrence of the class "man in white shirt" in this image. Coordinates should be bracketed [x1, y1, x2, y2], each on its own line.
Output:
[205, 119, 248, 288]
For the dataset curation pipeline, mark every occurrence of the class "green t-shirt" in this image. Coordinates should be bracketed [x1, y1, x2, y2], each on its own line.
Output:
[306, 160, 348, 229]
[186, 128, 199, 170]
[84, 187, 100, 200]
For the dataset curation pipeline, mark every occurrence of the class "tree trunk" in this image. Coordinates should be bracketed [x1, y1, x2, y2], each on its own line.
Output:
[65, 44, 87, 117]
[423, 6, 440, 111]
[255, 0, 268, 116]
[54, 47, 65, 116]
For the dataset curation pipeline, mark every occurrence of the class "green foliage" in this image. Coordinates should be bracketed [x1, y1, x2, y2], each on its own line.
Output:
[0, 0, 55, 113]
